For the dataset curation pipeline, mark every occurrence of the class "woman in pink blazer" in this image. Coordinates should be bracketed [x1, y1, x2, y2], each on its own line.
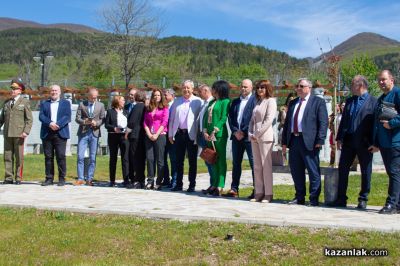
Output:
[143, 88, 169, 190]
[248, 80, 277, 203]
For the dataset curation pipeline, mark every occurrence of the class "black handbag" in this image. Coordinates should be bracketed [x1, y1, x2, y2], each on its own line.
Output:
[378, 101, 398, 120]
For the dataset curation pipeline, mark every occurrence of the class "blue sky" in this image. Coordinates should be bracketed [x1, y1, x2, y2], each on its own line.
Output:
[1, 0, 400, 58]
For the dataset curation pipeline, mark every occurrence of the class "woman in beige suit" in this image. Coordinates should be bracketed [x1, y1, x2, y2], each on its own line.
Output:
[248, 80, 277, 203]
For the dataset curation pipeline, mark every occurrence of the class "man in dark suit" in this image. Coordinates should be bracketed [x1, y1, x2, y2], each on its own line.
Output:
[330, 75, 377, 209]
[39, 85, 72, 186]
[75, 87, 105, 186]
[282, 78, 328, 206]
[124, 89, 146, 188]
[225, 79, 256, 197]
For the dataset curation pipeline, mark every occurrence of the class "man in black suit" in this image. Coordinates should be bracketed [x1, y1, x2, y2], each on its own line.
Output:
[282, 78, 328, 206]
[225, 79, 256, 197]
[124, 89, 146, 188]
[330, 75, 377, 209]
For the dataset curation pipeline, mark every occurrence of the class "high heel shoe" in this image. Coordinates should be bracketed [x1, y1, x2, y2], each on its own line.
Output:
[213, 188, 223, 197]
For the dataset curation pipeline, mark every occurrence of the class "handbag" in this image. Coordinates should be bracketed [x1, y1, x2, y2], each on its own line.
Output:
[272, 150, 285, 166]
[378, 101, 398, 120]
[200, 141, 217, 164]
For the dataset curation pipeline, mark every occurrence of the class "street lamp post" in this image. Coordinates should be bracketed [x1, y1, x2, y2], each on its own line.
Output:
[33, 51, 54, 87]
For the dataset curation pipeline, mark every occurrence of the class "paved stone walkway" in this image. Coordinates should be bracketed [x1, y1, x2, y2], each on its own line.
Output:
[0, 170, 398, 233]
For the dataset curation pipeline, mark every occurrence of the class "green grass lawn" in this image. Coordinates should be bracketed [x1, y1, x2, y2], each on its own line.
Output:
[0, 207, 398, 265]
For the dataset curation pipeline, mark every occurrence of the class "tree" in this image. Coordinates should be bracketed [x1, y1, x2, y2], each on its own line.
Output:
[100, 0, 163, 89]
[341, 55, 380, 96]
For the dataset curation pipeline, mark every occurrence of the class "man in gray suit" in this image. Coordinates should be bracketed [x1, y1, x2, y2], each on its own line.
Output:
[75, 87, 105, 186]
[0, 80, 33, 184]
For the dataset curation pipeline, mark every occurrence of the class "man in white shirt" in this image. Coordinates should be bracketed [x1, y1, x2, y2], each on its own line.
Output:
[39, 85, 72, 186]
[197, 84, 214, 190]
[168, 80, 202, 192]
[226, 79, 256, 197]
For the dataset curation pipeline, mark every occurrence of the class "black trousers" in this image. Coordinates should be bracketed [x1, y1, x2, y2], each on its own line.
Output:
[145, 135, 166, 185]
[108, 133, 129, 183]
[175, 129, 198, 189]
[337, 134, 372, 203]
[380, 147, 400, 207]
[128, 136, 146, 184]
[43, 132, 67, 181]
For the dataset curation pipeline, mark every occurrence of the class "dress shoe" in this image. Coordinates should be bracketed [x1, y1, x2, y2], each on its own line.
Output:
[288, 198, 305, 205]
[308, 201, 319, 207]
[222, 189, 239, 198]
[379, 204, 397, 214]
[74, 180, 85, 186]
[202, 186, 213, 195]
[171, 186, 183, 192]
[356, 200, 367, 210]
[41, 179, 53, 186]
[57, 181, 65, 187]
[3, 180, 13, 185]
[213, 188, 223, 197]
[133, 182, 142, 189]
[187, 187, 195, 193]
[86, 180, 94, 186]
[154, 185, 162, 191]
[15, 180, 21, 185]
[108, 182, 116, 187]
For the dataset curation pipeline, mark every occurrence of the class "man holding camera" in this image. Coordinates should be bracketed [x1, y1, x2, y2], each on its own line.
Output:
[75, 87, 105, 186]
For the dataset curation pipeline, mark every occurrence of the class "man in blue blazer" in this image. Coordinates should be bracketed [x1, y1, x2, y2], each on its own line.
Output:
[39, 85, 72, 186]
[226, 79, 256, 198]
[282, 78, 328, 206]
[330, 75, 377, 209]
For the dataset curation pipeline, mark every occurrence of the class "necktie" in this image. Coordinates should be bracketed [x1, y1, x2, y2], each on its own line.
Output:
[293, 98, 304, 134]
[10, 99, 15, 108]
[89, 104, 93, 117]
[349, 97, 359, 133]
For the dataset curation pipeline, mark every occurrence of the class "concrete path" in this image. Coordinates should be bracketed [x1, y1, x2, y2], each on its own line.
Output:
[0, 171, 399, 233]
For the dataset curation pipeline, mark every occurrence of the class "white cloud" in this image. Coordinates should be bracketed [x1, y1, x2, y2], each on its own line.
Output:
[151, 0, 400, 57]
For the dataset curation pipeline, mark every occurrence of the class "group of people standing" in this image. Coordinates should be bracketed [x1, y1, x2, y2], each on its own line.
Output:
[1, 70, 400, 214]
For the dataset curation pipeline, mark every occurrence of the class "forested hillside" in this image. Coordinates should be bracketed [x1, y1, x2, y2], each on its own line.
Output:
[0, 28, 309, 87]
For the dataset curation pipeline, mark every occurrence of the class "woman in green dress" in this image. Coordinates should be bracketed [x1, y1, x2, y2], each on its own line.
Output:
[202, 80, 231, 196]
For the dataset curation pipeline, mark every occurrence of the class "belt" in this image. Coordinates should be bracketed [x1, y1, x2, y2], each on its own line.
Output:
[292, 132, 302, 137]
[177, 128, 188, 133]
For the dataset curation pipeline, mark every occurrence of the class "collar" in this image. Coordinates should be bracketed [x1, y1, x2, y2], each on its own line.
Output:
[50, 98, 60, 103]
[359, 91, 369, 100]
[12, 95, 20, 102]
[240, 93, 252, 101]
[299, 93, 310, 102]
[205, 96, 214, 103]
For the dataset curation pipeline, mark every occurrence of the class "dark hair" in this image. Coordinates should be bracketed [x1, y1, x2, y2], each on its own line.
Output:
[211, 80, 230, 99]
[135, 90, 146, 103]
[255, 80, 274, 100]
[284, 92, 296, 106]
[147, 88, 167, 111]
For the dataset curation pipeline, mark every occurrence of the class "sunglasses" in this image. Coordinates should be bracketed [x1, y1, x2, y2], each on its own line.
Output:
[296, 84, 308, 89]
[256, 86, 267, 90]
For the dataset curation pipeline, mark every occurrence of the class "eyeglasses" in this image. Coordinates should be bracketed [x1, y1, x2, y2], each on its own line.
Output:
[296, 84, 308, 89]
